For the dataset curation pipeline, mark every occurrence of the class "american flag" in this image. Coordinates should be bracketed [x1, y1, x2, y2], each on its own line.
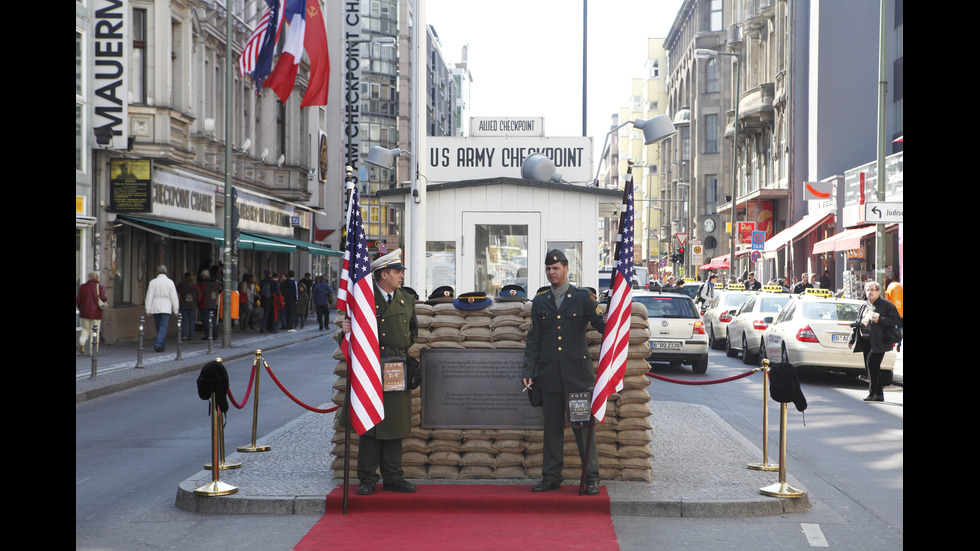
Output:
[339, 187, 384, 434]
[238, 0, 284, 88]
[591, 169, 634, 422]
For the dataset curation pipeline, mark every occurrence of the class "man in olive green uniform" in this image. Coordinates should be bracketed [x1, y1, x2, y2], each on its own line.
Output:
[342, 249, 418, 495]
[521, 250, 606, 494]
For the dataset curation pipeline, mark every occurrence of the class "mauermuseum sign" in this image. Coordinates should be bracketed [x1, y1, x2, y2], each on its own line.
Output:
[421, 349, 544, 429]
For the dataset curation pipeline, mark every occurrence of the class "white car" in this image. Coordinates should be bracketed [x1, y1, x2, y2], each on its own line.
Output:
[725, 292, 794, 364]
[761, 296, 896, 384]
[633, 291, 709, 374]
[701, 290, 755, 350]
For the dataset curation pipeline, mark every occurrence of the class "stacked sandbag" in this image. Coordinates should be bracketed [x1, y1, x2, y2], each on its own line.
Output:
[330, 291, 653, 482]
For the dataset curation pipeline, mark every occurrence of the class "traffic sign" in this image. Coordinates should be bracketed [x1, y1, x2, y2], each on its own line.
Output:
[750, 250, 763, 263]
[751, 231, 766, 250]
[865, 202, 903, 224]
[675, 233, 688, 246]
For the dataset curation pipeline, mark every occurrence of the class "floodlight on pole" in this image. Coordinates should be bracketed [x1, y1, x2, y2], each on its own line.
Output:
[593, 114, 676, 186]
[695, 48, 741, 281]
[520, 153, 568, 184]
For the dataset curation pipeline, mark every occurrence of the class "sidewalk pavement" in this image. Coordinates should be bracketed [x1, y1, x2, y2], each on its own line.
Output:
[78, 324, 903, 518]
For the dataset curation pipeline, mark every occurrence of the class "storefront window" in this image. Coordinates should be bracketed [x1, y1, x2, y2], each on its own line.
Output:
[474, 225, 528, 296]
[546, 241, 583, 287]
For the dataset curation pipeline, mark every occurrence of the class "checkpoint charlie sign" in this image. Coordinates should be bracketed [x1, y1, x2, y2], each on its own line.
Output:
[426, 136, 594, 183]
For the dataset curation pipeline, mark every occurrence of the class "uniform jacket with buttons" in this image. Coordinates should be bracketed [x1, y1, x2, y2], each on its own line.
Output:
[364, 285, 418, 439]
[522, 284, 605, 394]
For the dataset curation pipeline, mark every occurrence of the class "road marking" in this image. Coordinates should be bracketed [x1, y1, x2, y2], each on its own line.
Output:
[801, 523, 828, 547]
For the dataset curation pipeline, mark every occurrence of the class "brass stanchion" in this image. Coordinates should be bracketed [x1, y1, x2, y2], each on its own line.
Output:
[194, 392, 238, 496]
[759, 401, 806, 498]
[237, 350, 271, 452]
[136, 315, 145, 369]
[748, 359, 778, 471]
[204, 409, 242, 470]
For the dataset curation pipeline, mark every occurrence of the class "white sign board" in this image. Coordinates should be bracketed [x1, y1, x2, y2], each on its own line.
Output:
[864, 202, 903, 224]
[470, 117, 545, 137]
[426, 136, 593, 183]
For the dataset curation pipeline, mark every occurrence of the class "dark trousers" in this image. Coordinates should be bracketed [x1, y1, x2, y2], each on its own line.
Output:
[284, 302, 297, 329]
[357, 435, 404, 485]
[315, 304, 329, 329]
[541, 390, 599, 484]
[862, 349, 885, 397]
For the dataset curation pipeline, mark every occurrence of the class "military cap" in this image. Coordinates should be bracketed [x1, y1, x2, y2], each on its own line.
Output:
[370, 248, 406, 271]
[496, 284, 528, 302]
[426, 285, 455, 304]
[453, 291, 493, 310]
[545, 249, 568, 265]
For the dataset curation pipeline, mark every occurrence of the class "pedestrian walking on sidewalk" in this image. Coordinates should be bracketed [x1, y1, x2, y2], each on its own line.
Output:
[145, 265, 179, 352]
[77, 271, 108, 354]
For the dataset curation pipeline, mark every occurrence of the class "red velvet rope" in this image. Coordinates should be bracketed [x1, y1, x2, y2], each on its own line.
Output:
[646, 368, 760, 385]
[262, 360, 338, 413]
[227, 360, 258, 409]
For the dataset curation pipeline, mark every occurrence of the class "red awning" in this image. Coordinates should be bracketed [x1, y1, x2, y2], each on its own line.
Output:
[700, 255, 730, 270]
[763, 213, 835, 256]
[812, 224, 896, 254]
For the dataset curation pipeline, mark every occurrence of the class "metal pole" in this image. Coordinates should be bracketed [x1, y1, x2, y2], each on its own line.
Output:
[221, 0, 235, 349]
[874, 0, 888, 289]
[759, 402, 805, 498]
[89, 322, 99, 379]
[194, 393, 238, 496]
[136, 314, 145, 368]
[175, 315, 183, 361]
[729, 53, 741, 283]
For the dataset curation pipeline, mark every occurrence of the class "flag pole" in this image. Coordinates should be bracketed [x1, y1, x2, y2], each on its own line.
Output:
[581, 161, 634, 495]
[342, 167, 355, 515]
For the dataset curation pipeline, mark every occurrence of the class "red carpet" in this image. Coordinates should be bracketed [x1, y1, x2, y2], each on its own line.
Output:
[294, 484, 619, 550]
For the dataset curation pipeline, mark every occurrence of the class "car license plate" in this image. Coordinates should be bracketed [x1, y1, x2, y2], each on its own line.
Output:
[651, 341, 682, 350]
[831, 333, 849, 343]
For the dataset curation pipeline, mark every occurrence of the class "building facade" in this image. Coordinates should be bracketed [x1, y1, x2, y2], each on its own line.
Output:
[78, 0, 339, 344]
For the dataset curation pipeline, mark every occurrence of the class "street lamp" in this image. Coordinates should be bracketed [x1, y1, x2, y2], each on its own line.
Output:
[593, 115, 677, 187]
[695, 48, 741, 282]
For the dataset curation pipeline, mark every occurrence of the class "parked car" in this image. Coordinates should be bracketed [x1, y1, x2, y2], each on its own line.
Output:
[725, 292, 794, 364]
[702, 290, 755, 350]
[761, 295, 896, 384]
[633, 291, 709, 374]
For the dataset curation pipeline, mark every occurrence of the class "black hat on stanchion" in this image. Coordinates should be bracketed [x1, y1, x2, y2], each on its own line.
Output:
[197, 360, 229, 413]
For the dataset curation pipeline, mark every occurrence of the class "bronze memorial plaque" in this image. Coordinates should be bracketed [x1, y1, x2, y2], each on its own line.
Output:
[421, 349, 544, 429]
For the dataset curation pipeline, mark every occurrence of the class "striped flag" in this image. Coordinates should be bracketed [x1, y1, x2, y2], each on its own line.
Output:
[591, 169, 634, 422]
[339, 186, 384, 435]
[238, 0, 284, 89]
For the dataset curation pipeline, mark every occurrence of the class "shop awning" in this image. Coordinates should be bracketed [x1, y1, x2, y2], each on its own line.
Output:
[700, 255, 730, 270]
[244, 232, 344, 257]
[763, 213, 835, 255]
[119, 217, 295, 253]
[812, 224, 895, 254]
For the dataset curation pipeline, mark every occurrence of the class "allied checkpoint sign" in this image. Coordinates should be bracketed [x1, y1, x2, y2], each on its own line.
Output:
[421, 349, 544, 429]
[426, 136, 594, 184]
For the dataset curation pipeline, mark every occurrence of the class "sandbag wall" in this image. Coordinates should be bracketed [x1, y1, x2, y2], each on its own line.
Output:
[330, 300, 654, 481]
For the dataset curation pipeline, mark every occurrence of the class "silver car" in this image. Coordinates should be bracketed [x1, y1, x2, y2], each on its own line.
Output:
[725, 292, 793, 364]
[761, 296, 896, 384]
[633, 291, 710, 374]
[701, 290, 754, 350]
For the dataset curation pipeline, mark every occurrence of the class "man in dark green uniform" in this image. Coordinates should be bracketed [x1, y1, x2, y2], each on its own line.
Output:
[342, 249, 418, 495]
[521, 249, 606, 495]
